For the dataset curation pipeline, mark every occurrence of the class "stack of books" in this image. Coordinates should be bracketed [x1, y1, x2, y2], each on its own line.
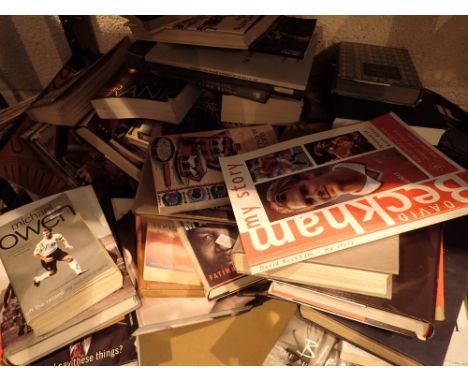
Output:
[1, 15, 468, 367]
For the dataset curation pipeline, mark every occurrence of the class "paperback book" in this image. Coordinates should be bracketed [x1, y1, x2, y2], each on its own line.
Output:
[1, 186, 139, 365]
[143, 218, 201, 286]
[135, 216, 204, 298]
[178, 222, 262, 300]
[91, 66, 201, 124]
[150, 125, 277, 214]
[27, 37, 131, 126]
[32, 313, 138, 366]
[134, 156, 236, 225]
[219, 112, 468, 274]
[146, 16, 278, 50]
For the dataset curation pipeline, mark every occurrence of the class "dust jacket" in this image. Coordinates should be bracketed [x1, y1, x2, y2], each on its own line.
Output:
[219, 112, 468, 274]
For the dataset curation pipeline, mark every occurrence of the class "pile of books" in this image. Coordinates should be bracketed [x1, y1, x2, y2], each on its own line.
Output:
[1, 15, 468, 366]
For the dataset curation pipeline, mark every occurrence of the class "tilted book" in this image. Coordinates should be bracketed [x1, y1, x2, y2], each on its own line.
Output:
[177, 222, 262, 301]
[27, 37, 131, 126]
[135, 216, 204, 298]
[143, 218, 201, 286]
[150, 125, 277, 214]
[268, 225, 442, 341]
[134, 156, 236, 225]
[219, 112, 468, 274]
[91, 66, 201, 124]
[1, 186, 139, 365]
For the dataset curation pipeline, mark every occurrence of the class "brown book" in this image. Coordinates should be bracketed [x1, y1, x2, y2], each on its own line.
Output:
[298, 217, 468, 365]
[135, 216, 204, 297]
[269, 225, 442, 340]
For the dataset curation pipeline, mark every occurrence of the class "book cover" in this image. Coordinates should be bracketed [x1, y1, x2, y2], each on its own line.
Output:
[178, 222, 262, 300]
[143, 219, 201, 286]
[150, 125, 277, 214]
[268, 224, 441, 340]
[91, 66, 201, 124]
[135, 216, 204, 298]
[31, 313, 138, 366]
[145, 36, 316, 96]
[134, 156, 236, 225]
[0, 193, 122, 335]
[233, 235, 396, 298]
[1, 186, 139, 365]
[298, 216, 468, 365]
[219, 112, 468, 274]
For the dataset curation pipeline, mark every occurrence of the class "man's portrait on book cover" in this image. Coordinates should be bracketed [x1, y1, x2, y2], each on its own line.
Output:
[256, 148, 428, 221]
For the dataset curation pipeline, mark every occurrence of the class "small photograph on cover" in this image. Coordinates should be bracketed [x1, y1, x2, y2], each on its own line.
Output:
[184, 223, 239, 288]
[32, 314, 137, 366]
[263, 309, 340, 366]
[246, 147, 311, 183]
[304, 131, 377, 165]
[256, 147, 428, 222]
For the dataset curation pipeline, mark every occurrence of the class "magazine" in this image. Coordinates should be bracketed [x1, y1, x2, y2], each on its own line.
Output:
[219, 112, 468, 274]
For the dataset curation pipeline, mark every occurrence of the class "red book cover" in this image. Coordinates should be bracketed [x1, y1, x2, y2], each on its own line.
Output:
[219, 112, 468, 274]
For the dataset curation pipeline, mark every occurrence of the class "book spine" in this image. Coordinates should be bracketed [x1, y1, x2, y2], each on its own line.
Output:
[143, 62, 305, 101]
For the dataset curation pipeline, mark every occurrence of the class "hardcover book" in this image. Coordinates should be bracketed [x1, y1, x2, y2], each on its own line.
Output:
[267, 224, 442, 340]
[332, 41, 423, 106]
[150, 125, 277, 214]
[298, 216, 468, 365]
[1, 186, 139, 365]
[219, 112, 468, 274]
[144, 35, 316, 99]
[178, 222, 262, 300]
[233, 234, 398, 298]
[146, 16, 278, 50]
[91, 66, 201, 124]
